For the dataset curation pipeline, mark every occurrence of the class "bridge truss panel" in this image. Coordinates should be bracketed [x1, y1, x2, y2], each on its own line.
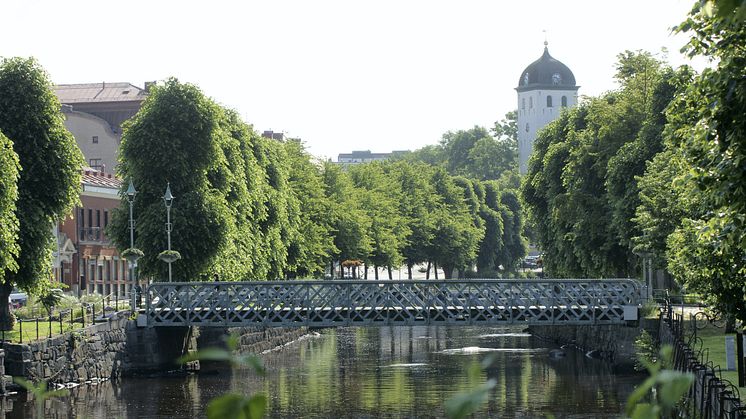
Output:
[145, 279, 640, 327]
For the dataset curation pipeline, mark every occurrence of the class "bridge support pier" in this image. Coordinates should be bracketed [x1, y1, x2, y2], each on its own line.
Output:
[125, 324, 200, 374]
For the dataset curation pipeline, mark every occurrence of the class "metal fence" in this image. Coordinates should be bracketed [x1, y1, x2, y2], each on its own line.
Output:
[661, 304, 745, 418]
[2, 293, 132, 344]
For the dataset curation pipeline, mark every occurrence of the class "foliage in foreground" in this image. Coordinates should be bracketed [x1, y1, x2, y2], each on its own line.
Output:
[626, 345, 693, 418]
[178, 335, 266, 419]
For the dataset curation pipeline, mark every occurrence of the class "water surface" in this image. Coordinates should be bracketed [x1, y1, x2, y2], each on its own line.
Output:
[6, 326, 643, 418]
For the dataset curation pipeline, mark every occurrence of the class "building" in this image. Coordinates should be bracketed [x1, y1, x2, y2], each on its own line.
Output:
[337, 150, 410, 165]
[56, 168, 131, 297]
[262, 130, 287, 141]
[516, 42, 579, 174]
[54, 82, 151, 172]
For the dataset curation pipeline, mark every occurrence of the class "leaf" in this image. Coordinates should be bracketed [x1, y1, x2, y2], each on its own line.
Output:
[178, 348, 232, 364]
[625, 375, 656, 416]
[206, 393, 267, 419]
[656, 370, 694, 409]
[444, 379, 496, 419]
[629, 403, 659, 419]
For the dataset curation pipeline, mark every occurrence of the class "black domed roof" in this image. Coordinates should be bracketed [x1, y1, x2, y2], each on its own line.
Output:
[517, 44, 577, 92]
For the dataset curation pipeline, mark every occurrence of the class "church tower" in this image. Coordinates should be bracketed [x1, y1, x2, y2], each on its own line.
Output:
[516, 42, 579, 174]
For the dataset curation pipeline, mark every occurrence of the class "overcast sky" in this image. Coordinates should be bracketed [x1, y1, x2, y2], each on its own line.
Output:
[1, 0, 703, 160]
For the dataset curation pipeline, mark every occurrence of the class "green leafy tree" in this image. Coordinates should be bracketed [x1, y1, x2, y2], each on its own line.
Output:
[384, 161, 438, 278]
[322, 162, 372, 277]
[0, 58, 84, 329]
[474, 181, 505, 275]
[110, 79, 231, 281]
[283, 139, 336, 278]
[656, 0, 746, 321]
[0, 132, 20, 285]
[349, 163, 410, 279]
[429, 169, 483, 278]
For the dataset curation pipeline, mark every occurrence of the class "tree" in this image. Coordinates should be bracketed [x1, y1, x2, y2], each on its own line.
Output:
[348, 163, 410, 279]
[283, 139, 336, 278]
[0, 58, 84, 329]
[322, 162, 372, 277]
[658, 0, 746, 321]
[429, 169, 484, 278]
[110, 79, 232, 281]
[0, 132, 20, 284]
[384, 161, 438, 278]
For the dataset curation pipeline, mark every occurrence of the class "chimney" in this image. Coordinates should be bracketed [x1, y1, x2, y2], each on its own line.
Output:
[144, 81, 156, 92]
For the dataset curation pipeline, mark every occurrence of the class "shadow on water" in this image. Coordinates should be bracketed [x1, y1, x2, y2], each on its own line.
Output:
[5, 325, 644, 418]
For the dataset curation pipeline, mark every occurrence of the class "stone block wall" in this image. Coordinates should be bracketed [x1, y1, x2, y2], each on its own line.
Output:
[2, 315, 311, 390]
[529, 318, 658, 368]
[2, 312, 129, 385]
[198, 326, 309, 354]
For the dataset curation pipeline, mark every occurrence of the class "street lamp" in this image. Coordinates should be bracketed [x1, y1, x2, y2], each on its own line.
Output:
[126, 179, 139, 305]
[163, 183, 175, 282]
[633, 249, 653, 301]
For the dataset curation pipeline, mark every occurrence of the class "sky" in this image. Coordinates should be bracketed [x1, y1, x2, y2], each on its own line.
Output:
[1, 0, 704, 161]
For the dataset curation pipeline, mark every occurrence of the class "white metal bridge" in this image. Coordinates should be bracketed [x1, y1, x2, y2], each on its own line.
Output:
[144, 279, 640, 327]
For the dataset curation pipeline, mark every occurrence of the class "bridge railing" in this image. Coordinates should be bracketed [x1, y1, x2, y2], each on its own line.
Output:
[145, 279, 640, 327]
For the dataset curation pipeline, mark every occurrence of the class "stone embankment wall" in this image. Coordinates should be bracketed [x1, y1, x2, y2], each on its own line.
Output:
[1, 313, 310, 391]
[198, 326, 309, 354]
[529, 318, 658, 368]
[3, 313, 130, 385]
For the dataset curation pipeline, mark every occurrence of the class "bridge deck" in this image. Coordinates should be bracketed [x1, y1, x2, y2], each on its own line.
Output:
[145, 279, 640, 327]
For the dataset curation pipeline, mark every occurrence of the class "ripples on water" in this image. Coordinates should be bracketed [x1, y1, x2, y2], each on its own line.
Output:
[5, 326, 643, 418]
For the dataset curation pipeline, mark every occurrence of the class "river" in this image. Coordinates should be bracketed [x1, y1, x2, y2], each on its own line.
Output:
[5, 325, 643, 418]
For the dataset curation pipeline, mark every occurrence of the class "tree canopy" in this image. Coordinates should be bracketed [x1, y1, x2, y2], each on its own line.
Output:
[0, 57, 84, 328]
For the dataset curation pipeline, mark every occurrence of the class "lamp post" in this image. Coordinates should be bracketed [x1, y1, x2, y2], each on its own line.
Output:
[163, 183, 174, 282]
[126, 180, 138, 305]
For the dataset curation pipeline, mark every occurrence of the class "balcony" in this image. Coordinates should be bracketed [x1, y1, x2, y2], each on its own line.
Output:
[79, 227, 107, 243]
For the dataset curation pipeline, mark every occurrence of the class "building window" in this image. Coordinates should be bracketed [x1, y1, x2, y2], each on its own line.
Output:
[89, 158, 103, 171]
[92, 136, 98, 144]
[529, 97, 533, 109]
[547, 96, 553, 107]
[562, 96, 568, 107]
[104, 210, 109, 228]
[522, 98, 526, 110]
[525, 123, 529, 133]
[96, 210, 101, 227]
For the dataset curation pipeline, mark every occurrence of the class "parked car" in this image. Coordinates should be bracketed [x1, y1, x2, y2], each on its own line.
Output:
[10, 289, 28, 308]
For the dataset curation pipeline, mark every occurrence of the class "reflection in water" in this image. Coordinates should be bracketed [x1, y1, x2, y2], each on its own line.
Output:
[6, 326, 643, 418]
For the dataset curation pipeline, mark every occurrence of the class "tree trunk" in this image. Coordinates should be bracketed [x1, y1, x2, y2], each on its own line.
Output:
[0, 283, 15, 331]
[374, 265, 379, 280]
[387, 266, 393, 280]
[434, 261, 439, 279]
[426, 262, 431, 279]
[442, 264, 453, 279]
[364, 264, 368, 279]
[407, 264, 413, 280]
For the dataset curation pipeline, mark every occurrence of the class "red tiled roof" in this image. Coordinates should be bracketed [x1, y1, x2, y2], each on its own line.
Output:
[81, 167, 122, 189]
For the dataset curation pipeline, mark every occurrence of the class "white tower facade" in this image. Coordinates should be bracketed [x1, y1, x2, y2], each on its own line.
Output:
[517, 43, 579, 174]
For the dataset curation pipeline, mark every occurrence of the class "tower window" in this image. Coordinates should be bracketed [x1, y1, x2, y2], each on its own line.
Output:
[529, 97, 533, 109]
[92, 136, 98, 144]
[525, 123, 529, 133]
[562, 96, 568, 107]
[522, 98, 525, 110]
[547, 96, 553, 108]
